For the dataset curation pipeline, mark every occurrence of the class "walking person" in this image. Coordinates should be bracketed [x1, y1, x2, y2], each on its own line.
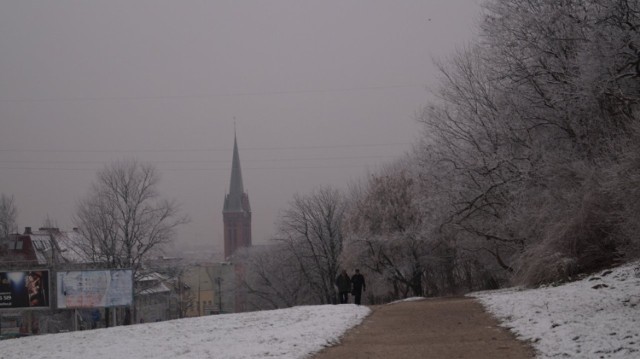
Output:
[335, 270, 351, 304]
[351, 269, 366, 305]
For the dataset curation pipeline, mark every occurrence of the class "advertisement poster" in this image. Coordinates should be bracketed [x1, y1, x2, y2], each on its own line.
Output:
[56, 269, 133, 309]
[0, 270, 50, 309]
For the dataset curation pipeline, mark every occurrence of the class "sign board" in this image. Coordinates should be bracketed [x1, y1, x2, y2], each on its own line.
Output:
[0, 270, 50, 309]
[56, 269, 133, 309]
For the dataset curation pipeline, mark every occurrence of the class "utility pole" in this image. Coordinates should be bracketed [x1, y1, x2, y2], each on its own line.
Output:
[197, 266, 201, 316]
[177, 274, 182, 318]
[215, 277, 223, 314]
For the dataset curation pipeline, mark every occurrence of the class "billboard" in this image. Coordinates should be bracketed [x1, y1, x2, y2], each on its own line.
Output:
[0, 270, 50, 309]
[57, 269, 133, 309]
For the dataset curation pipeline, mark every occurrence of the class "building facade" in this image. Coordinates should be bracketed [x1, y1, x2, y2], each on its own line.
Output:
[182, 262, 235, 316]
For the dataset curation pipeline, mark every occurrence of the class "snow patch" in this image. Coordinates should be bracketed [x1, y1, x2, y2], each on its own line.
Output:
[0, 304, 370, 359]
[387, 296, 426, 305]
[472, 261, 640, 358]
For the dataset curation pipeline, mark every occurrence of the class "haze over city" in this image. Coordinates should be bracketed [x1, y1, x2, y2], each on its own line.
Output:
[2, 1, 640, 358]
[0, 1, 480, 256]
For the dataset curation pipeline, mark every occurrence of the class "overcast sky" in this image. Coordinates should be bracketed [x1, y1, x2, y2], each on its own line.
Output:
[0, 1, 481, 256]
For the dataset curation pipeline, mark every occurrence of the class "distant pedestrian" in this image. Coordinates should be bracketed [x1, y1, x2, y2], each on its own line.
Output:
[336, 270, 351, 304]
[351, 269, 366, 305]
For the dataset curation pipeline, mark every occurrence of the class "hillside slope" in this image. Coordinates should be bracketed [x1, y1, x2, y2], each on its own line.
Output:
[473, 261, 640, 358]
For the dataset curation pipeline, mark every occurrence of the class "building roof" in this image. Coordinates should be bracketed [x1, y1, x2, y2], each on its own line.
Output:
[137, 272, 169, 283]
[138, 281, 171, 296]
[137, 272, 172, 296]
[31, 228, 93, 264]
[29, 233, 55, 265]
[0, 234, 38, 265]
[0, 228, 92, 266]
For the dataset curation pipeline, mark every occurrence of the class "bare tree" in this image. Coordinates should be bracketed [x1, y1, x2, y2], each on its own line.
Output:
[74, 159, 189, 276]
[40, 216, 58, 229]
[276, 186, 346, 304]
[0, 194, 18, 239]
[608, 125, 640, 259]
[242, 244, 314, 310]
[74, 160, 188, 325]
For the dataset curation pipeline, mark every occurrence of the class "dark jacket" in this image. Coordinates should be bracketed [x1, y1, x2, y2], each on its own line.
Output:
[351, 273, 366, 293]
[336, 273, 351, 293]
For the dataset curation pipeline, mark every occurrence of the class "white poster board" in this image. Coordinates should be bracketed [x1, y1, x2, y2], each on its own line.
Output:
[56, 269, 133, 308]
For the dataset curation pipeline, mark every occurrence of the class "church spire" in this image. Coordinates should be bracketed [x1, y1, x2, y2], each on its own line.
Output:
[222, 129, 252, 261]
[224, 132, 245, 212]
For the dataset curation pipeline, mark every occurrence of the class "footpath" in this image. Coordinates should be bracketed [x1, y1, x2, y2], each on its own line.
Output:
[313, 297, 535, 359]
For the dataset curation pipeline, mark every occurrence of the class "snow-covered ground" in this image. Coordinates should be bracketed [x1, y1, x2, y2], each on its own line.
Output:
[0, 304, 370, 359]
[3, 263, 639, 359]
[473, 261, 640, 358]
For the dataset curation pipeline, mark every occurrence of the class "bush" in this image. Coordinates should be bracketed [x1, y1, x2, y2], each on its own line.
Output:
[514, 188, 624, 286]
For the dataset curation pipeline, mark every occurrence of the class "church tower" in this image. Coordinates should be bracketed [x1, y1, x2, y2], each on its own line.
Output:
[223, 133, 252, 260]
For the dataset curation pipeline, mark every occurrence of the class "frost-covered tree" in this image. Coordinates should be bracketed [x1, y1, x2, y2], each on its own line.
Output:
[346, 161, 429, 297]
[344, 156, 504, 299]
[275, 186, 346, 304]
[419, 0, 640, 285]
[419, 46, 528, 275]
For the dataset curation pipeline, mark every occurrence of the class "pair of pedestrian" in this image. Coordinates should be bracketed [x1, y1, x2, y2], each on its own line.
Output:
[335, 269, 366, 305]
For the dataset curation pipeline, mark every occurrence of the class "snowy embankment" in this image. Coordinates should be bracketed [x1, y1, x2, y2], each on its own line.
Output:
[473, 261, 640, 358]
[0, 304, 370, 359]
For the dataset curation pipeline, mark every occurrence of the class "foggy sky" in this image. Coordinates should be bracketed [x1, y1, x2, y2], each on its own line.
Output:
[0, 1, 480, 256]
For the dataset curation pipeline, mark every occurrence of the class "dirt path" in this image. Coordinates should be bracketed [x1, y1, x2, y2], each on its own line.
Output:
[312, 297, 535, 359]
